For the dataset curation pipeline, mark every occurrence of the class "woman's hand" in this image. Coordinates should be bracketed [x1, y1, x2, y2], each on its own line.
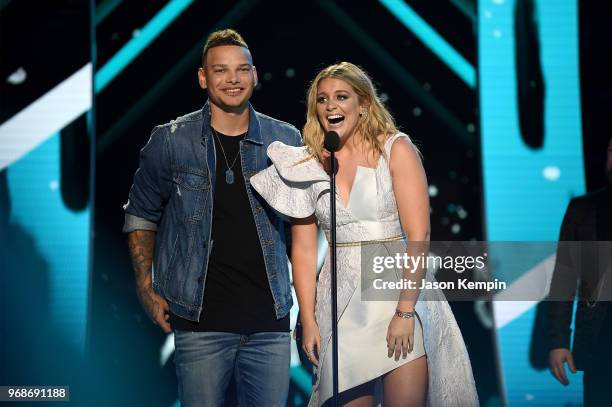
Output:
[386, 314, 415, 361]
[301, 319, 322, 367]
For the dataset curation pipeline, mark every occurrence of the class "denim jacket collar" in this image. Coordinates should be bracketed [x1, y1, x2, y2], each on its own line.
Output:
[200, 100, 263, 145]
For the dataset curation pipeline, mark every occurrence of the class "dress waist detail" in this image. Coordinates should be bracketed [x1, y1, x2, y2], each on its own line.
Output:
[329, 234, 405, 248]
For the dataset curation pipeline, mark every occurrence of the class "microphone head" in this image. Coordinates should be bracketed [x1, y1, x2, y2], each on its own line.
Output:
[324, 131, 340, 152]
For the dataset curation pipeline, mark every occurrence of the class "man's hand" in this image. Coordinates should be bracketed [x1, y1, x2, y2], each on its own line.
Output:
[128, 230, 172, 333]
[137, 285, 172, 333]
[549, 348, 576, 385]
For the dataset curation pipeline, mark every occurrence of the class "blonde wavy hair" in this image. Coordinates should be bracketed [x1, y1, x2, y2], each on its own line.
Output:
[303, 62, 398, 164]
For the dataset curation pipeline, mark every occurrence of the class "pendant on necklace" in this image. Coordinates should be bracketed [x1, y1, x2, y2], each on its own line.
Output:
[225, 169, 235, 184]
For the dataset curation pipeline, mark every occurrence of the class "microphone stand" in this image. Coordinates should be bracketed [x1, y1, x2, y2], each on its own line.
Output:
[329, 152, 339, 406]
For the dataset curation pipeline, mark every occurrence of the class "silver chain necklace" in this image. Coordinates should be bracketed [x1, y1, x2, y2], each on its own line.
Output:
[212, 128, 242, 184]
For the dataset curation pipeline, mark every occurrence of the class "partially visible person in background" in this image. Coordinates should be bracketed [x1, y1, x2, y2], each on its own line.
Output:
[548, 137, 612, 406]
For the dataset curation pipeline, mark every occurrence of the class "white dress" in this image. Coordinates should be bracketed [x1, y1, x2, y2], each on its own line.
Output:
[250, 133, 479, 406]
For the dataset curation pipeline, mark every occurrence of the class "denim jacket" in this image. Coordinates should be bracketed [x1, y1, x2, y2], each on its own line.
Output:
[123, 101, 302, 321]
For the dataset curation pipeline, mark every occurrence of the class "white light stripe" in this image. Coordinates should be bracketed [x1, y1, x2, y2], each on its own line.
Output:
[0, 63, 92, 171]
[160, 332, 174, 366]
[493, 254, 556, 328]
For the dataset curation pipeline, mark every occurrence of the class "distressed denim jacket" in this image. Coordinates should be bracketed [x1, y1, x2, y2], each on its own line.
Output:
[123, 101, 302, 321]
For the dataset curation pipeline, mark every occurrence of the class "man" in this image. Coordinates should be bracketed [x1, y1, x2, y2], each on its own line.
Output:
[123, 29, 301, 407]
[548, 138, 612, 406]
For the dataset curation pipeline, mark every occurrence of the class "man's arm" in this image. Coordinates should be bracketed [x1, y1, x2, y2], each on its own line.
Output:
[124, 126, 172, 227]
[124, 126, 173, 333]
[548, 199, 580, 384]
[127, 230, 171, 333]
[548, 199, 580, 348]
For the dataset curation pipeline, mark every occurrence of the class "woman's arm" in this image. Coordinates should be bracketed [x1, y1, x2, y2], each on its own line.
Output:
[291, 215, 319, 322]
[389, 136, 431, 312]
[290, 215, 321, 365]
[386, 136, 430, 360]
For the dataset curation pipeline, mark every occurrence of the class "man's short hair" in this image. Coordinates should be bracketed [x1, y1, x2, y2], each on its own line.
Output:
[202, 29, 249, 66]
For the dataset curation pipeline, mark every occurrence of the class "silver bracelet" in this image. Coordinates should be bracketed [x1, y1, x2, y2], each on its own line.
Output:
[395, 309, 415, 319]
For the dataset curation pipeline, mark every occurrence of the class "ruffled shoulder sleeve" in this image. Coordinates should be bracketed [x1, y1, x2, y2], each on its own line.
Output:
[250, 141, 328, 219]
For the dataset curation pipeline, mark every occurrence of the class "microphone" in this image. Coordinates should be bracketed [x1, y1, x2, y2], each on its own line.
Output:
[324, 131, 340, 152]
[324, 131, 340, 175]
[324, 129, 340, 406]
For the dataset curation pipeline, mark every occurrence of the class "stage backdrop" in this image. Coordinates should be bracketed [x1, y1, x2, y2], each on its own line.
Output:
[479, 0, 585, 405]
[0, 0, 94, 395]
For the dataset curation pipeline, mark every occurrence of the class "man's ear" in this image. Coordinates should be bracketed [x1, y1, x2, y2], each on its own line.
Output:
[198, 67, 207, 90]
[252, 65, 258, 87]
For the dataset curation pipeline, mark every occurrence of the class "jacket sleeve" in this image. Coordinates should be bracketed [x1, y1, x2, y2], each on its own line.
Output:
[123, 126, 172, 232]
[289, 127, 304, 148]
[547, 198, 580, 350]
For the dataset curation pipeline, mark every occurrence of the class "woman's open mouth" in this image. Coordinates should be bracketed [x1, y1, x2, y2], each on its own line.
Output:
[327, 114, 345, 128]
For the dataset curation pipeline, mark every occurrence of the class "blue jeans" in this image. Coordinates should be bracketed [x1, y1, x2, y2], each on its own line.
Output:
[173, 331, 291, 407]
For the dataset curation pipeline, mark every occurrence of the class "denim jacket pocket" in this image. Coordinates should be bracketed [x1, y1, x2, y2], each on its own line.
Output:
[172, 171, 210, 222]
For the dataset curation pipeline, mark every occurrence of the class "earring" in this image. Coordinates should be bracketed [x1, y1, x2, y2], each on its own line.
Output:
[359, 109, 368, 118]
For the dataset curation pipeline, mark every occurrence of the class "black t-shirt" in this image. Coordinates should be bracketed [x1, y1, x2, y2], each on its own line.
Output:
[170, 129, 289, 333]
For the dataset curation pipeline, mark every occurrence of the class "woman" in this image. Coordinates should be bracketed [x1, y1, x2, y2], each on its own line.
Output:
[251, 62, 478, 406]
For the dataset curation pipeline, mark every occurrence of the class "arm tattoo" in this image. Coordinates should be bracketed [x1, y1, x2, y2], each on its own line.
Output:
[128, 230, 156, 291]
